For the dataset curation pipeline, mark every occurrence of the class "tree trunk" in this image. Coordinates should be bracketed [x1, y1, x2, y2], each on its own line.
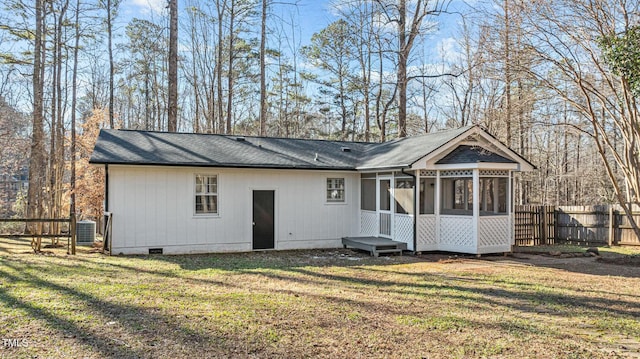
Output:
[107, 0, 115, 128]
[167, 0, 178, 132]
[226, 0, 235, 135]
[259, 0, 267, 136]
[397, 0, 407, 138]
[70, 0, 81, 215]
[216, 0, 225, 134]
[27, 0, 46, 238]
[503, 0, 512, 146]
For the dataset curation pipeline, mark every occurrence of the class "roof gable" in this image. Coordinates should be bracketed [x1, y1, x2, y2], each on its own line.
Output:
[355, 126, 474, 169]
[436, 145, 516, 164]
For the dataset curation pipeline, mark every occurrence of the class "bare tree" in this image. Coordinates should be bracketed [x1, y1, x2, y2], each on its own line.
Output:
[168, 0, 178, 132]
[27, 0, 46, 246]
[101, 0, 120, 128]
[376, 0, 447, 138]
[521, 0, 640, 237]
[259, 0, 268, 136]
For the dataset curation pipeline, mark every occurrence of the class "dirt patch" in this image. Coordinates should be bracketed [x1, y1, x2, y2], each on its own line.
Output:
[493, 252, 640, 278]
[598, 255, 640, 267]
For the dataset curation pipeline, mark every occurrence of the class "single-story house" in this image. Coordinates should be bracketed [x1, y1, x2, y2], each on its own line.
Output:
[89, 125, 534, 255]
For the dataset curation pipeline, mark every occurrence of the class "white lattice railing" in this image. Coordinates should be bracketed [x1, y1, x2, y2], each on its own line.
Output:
[478, 216, 511, 252]
[440, 216, 475, 252]
[394, 214, 414, 250]
[360, 210, 377, 236]
[417, 215, 437, 251]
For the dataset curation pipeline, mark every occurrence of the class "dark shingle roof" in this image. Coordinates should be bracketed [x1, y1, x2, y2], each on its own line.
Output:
[357, 126, 472, 169]
[89, 126, 478, 170]
[436, 145, 516, 164]
[89, 130, 377, 170]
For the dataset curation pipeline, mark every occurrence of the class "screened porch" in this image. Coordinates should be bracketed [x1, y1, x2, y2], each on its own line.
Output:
[358, 168, 514, 255]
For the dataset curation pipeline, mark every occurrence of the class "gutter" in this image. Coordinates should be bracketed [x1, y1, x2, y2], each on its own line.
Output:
[401, 167, 417, 254]
[88, 161, 359, 172]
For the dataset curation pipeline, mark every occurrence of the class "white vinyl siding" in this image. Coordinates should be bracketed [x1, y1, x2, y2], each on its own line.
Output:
[108, 166, 359, 254]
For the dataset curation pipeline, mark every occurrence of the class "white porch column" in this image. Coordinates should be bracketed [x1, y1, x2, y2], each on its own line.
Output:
[435, 170, 441, 244]
[509, 170, 514, 245]
[415, 170, 420, 250]
[473, 169, 480, 252]
[413, 170, 420, 215]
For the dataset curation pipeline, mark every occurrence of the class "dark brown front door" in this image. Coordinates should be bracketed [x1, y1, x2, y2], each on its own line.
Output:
[253, 190, 275, 250]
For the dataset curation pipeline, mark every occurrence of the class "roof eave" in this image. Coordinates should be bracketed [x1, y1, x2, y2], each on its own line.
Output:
[88, 161, 359, 171]
[355, 164, 412, 171]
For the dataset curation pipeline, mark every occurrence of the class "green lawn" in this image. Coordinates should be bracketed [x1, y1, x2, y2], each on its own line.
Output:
[0, 238, 639, 358]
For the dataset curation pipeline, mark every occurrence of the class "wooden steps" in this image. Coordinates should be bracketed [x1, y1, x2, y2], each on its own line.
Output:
[342, 237, 407, 257]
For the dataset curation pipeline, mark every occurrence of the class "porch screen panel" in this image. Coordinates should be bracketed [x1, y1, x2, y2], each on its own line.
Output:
[360, 177, 376, 211]
[419, 178, 435, 214]
[379, 179, 391, 236]
[379, 180, 391, 211]
[395, 179, 414, 214]
[380, 213, 391, 236]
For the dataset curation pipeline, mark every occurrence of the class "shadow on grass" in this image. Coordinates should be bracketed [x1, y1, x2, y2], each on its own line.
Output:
[515, 255, 640, 278]
[150, 249, 393, 271]
[91, 250, 640, 322]
[226, 260, 640, 326]
[0, 260, 235, 358]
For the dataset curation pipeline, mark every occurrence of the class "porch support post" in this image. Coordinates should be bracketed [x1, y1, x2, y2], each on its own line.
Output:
[414, 169, 420, 252]
[509, 171, 514, 246]
[473, 169, 480, 253]
[435, 170, 441, 245]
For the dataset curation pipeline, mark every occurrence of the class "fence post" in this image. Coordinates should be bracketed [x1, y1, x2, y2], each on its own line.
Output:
[551, 206, 557, 245]
[608, 206, 614, 247]
[540, 206, 547, 245]
[71, 213, 76, 255]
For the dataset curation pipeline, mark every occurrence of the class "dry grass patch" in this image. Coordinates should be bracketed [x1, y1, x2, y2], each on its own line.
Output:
[0, 237, 639, 358]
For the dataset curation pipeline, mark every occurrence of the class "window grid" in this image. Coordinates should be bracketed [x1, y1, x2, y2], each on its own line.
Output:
[195, 174, 218, 215]
[327, 178, 345, 202]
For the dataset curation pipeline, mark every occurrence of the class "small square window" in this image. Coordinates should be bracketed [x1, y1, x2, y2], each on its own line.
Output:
[326, 178, 345, 202]
[195, 175, 218, 214]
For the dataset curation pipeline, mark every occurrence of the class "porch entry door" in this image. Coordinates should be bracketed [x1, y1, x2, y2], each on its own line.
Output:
[378, 177, 392, 238]
[253, 190, 275, 250]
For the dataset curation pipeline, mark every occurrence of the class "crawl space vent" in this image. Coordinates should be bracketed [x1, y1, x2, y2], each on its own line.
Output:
[149, 248, 163, 254]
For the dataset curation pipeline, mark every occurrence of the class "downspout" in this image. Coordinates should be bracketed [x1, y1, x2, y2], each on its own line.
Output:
[401, 167, 417, 254]
[104, 164, 110, 254]
[105, 164, 109, 212]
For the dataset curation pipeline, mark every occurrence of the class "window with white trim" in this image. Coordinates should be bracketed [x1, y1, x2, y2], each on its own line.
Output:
[326, 178, 345, 202]
[195, 174, 218, 214]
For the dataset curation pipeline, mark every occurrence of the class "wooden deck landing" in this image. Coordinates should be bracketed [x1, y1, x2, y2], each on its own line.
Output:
[342, 237, 407, 257]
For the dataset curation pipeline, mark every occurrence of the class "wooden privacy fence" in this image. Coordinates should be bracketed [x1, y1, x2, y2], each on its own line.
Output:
[514, 205, 555, 246]
[0, 215, 77, 254]
[514, 205, 640, 246]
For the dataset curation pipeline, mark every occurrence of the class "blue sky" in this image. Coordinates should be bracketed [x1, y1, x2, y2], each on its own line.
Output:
[120, 0, 334, 42]
[118, 0, 468, 61]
